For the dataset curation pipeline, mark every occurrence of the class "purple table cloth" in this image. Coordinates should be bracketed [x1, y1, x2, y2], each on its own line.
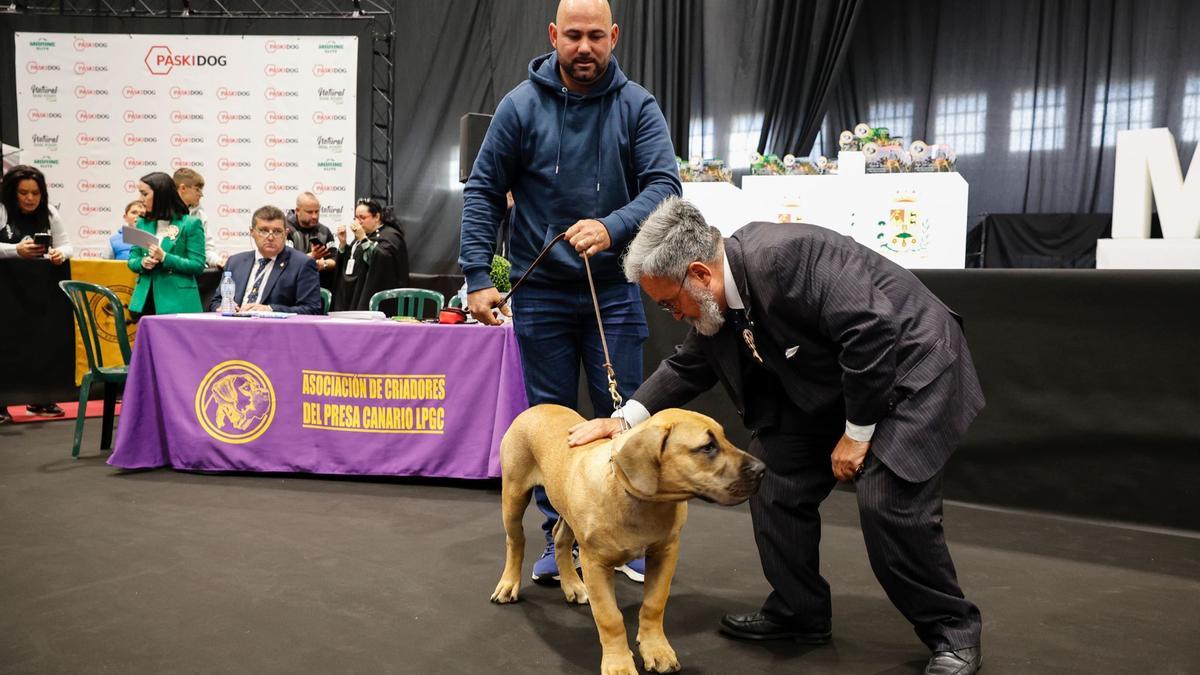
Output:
[109, 315, 528, 479]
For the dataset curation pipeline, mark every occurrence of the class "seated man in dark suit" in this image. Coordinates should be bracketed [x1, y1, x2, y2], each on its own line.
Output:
[209, 205, 322, 315]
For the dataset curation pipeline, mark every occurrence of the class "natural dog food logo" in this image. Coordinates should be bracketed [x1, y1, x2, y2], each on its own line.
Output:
[217, 87, 251, 100]
[317, 159, 343, 172]
[26, 61, 60, 73]
[317, 136, 345, 151]
[265, 111, 300, 124]
[76, 86, 109, 98]
[320, 205, 344, 219]
[79, 157, 112, 169]
[195, 360, 276, 444]
[318, 87, 345, 102]
[145, 46, 228, 75]
[76, 110, 111, 122]
[31, 84, 58, 100]
[33, 134, 60, 149]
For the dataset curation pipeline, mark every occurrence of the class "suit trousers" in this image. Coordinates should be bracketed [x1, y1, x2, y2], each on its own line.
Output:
[748, 412, 981, 651]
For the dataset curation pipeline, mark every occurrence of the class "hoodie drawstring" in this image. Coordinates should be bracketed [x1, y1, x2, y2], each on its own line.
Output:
[555, 87, 569, 176]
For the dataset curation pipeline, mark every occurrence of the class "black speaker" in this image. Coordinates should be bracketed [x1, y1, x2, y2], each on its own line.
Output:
[459, 113, 494, 183]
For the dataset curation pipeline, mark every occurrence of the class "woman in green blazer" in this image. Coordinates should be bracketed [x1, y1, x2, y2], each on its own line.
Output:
[127, 171, 206, 317]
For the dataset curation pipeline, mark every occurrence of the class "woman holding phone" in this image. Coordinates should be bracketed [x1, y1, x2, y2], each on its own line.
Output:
[127, 171, 205, 318]
[0, 165, 73, 263]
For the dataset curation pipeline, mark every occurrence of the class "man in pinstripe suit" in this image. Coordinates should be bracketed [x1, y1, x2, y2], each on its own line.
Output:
[568, 197, 984, 674]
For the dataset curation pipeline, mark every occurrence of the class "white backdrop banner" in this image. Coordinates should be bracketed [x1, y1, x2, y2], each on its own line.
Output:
[14, 32, 358, 261]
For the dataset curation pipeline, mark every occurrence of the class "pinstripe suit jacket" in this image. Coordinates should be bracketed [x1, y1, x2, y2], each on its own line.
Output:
[634, 222, 985, 482]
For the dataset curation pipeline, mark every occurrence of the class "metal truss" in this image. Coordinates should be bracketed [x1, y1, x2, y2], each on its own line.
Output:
[3, 0, 395, 204]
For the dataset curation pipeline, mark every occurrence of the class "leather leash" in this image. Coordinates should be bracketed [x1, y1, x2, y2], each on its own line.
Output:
[499, 232, 624, 412]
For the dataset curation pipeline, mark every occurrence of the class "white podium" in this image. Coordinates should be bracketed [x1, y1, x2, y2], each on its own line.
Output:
[738, 173, 970, 269]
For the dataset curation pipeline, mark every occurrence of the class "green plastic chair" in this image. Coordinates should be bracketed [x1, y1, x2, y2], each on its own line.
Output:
[58, 281, 132, 459]
[449, 294, 463, 308]
[320, 288, 332, 314]
[368, 288, 445, 320]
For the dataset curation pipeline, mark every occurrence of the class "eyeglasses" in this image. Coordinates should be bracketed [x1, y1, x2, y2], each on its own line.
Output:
[656, 276, 688, 314]
[253, 228, 286, 239]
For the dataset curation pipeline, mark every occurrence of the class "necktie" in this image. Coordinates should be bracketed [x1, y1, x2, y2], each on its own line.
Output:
[244, 258, 272, 304]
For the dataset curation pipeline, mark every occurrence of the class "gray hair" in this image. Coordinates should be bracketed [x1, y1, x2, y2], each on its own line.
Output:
[623, 196, 722, 283]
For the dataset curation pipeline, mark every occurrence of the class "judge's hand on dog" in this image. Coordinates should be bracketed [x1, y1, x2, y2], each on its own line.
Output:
[567, 417, 624, 446]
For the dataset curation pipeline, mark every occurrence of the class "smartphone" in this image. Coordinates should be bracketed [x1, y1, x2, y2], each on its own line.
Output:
[32, 233, 52, 248]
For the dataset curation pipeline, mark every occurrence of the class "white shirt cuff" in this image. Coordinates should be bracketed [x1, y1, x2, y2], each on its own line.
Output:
[845, 421, 875, 442]
[612, 400, 651, 429]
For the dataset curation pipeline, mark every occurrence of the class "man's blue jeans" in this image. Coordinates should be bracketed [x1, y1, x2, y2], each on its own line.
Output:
[511, 281, 648, 544]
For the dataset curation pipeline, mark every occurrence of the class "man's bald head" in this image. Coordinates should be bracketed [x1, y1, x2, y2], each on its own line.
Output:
[295, 191, 321, 228]
[550, 0, 618, 94]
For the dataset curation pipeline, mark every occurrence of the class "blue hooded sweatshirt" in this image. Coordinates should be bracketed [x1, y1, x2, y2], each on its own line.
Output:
[459, 52, 681, 292]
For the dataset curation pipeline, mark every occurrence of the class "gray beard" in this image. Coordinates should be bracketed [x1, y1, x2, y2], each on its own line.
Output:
[684, 282, 725, 336]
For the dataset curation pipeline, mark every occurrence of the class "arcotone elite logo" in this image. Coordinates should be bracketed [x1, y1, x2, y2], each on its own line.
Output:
[195, 360, 276, 444]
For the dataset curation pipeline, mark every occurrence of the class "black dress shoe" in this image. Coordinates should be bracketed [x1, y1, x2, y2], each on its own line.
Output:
[924, 646, 982, 675]
[718, 611, 832, 643]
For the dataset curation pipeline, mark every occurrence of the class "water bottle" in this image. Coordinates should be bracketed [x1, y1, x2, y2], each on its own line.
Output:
[219, 271, 237, 314]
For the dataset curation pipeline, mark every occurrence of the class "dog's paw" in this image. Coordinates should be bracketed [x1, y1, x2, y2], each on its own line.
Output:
[490, 578, 520, 604]
[639, 640, 680, 673]
[560, 581, 589, 605]
[600, 652, 638, 675]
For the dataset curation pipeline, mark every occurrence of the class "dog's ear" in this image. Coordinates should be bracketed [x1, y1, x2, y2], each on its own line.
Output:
[613, 422, 670, 496]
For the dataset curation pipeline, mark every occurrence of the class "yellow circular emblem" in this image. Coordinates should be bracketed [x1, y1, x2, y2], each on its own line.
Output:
[194, 360, 276, 444]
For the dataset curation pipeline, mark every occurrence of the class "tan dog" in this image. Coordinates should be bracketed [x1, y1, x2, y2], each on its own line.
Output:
[491, 404, 766, 674]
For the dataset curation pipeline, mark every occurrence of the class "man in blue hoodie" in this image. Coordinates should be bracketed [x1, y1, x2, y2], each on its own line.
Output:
[459, 0, 681, 585]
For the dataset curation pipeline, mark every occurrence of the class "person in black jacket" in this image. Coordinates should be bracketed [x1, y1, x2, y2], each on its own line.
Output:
[285, 192, 338, 289]
[569, 197, 985, 675]
[331, 198, 409, 312]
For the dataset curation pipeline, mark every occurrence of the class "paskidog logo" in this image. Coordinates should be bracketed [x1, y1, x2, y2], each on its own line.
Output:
[170, 86, 204, 99]
[218, 134, 252, 147]
[26, 61, 60, 73]
[312, 112, 348, 124]
[74, 62, 109, 75]
[218, 111, 252, 124]
[264, 158, 300, 171]
[31, 84, 59, 100]
[77, 225, 108, 238]
[123, 157, 155, 170]
[195, 360, 276, 444]
[217, 87, 251, 100]
[171, 134, 205, 147]
[77, 180, 112, 192]
[76, 110, 110, 122]
[264, 40, 299, 54]
[77, 203, 113, 216]
[317, 87, 345, 102]
[217, 205, 252, 218]
[74, 38, 109, 51]
[264, 64, 300, 76]
[123, 111, 158, 123]
[265, 111, 299, 124]
[79, 157, 112, 169]
[123, 133, 157, 146]
[48, 181, 65, 191]
[311, 64, 348, 77]
[265, 135, 299, 147]
[34, 134, 60, 148]
[124, 180, 137, 192]
[218, 226, 251, 239]
[218, 181, 252, 194]
[219, 158, 253, 170]
[76, 85, 110, 98]
[171, 111, 205, 123]
[317, 159, 344, 172]
[27, 109, 63, 121]
[123, 86, 157, 98]
[77, 248, 107, 260]
[264, 181, 299, 195]
[77, 133, 112, 146]
[312, 182, 348, 194]
[170, 158, 205, 170]
[145, 45, 228, 75]
[265, 87, 300, 100]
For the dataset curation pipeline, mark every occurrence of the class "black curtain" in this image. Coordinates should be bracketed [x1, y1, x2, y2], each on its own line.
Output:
[754, 0, 862, 157]
[823, 0, 1200, 217]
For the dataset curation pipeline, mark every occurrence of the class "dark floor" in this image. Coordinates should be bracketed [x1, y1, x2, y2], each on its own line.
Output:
[1, 418, 1198, 674]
